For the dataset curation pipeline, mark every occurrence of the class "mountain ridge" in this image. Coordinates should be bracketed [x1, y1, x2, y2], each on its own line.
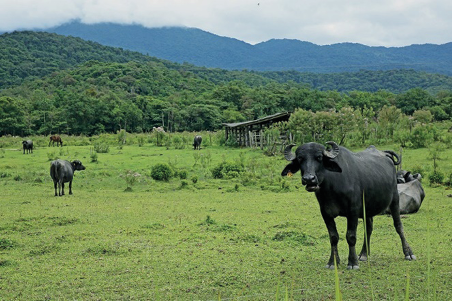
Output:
[40, 21, 452, 75]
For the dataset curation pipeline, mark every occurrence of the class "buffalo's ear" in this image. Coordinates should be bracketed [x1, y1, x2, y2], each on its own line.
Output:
[323, 157, 342, 173]
[281, 161, 300, 176]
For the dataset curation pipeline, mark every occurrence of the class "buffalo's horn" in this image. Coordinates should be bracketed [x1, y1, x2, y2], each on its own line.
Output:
[284, 144, 296, 161]
[323, 141, 340, 159]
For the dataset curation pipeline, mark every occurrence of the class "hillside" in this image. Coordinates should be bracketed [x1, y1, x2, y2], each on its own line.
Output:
[2, 31, 452, 94]
[44, 21, 452, 75]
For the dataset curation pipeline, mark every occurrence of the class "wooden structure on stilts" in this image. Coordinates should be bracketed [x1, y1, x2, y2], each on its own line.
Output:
[223, 112, 292, 150]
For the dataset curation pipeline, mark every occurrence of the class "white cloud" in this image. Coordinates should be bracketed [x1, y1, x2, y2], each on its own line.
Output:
[0, 0, 451, 46]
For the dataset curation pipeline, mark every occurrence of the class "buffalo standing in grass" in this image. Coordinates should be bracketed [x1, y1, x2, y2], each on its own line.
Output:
[282, 142, 415, 270]
[49, 135, 63, 147]
[50, 160, 85, 196]
[193, 135, 202, 150]
[22, 140, 33, 154]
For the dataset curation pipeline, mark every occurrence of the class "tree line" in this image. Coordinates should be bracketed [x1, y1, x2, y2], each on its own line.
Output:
[0, 59, 451, 137]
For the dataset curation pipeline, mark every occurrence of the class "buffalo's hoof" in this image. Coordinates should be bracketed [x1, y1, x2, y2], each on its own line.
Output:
[325, 264, 335, 270]
[69, 192, 73, 195]
[405, 254, 416, 260]
[358, 254, 368, 261]
[347, 265, 360, 270]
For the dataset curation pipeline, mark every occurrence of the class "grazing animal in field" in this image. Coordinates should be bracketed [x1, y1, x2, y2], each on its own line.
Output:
[50, 159, 85, 196]
[384, 170, 425, 214]
[193, 135, 202, 150]
[282, 141, 415, 270]
[22, 140, 33, 154]
[49, 135, 63, 147]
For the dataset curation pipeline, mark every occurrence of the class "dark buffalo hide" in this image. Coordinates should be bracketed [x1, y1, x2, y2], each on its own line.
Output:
[22, 140, 33, 154]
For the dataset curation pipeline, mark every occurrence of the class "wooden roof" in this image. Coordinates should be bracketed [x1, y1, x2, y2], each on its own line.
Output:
[222, 112, 291, 129]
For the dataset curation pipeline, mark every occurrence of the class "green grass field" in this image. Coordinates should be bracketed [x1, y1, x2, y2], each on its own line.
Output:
[1, 137, 451, 300]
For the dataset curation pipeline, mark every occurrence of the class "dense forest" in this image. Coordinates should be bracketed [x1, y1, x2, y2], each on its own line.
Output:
[0, 31, 451, 138]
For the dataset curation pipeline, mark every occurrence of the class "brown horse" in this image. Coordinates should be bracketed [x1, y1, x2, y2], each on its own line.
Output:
[49, 135, 63, 147]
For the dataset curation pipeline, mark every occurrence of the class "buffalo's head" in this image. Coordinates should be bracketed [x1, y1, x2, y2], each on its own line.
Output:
[72, 160, 86, 171]
[281, 142, 342, 192]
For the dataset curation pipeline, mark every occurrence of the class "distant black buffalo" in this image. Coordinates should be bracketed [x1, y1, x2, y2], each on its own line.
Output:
[193, 135, 202, 150]
[22, 140, 33, 154]
[49, 135, 63, 147]
[282, 142, 415, 270]
[50, 159, 85, 196]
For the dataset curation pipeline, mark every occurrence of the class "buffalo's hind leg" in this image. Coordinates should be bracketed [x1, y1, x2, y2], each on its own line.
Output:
[359, 216, 373, 262]
[53, 181, 58, 196]
[389, 193, 416, 260]
[322, 212, 340, 269]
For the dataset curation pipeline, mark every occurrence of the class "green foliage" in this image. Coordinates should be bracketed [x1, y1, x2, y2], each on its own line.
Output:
[211, 161, 244, 179]
[191, 175, 198, 184]
[90, 151, 98, 163]
[428, 170, 444, 185]
[0, 238, 16, 250]
[150, 163, 173, 181]
[177, 169, 188, 180]
[410, 125, 434, 148]
[117, 130, 127, 145]
[122, 170, 141, 189]
[93, 143, 109, 153]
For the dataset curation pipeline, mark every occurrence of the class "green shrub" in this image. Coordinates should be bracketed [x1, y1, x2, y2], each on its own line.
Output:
[90, 151, 98, 163]
[428, 170, 444, 185]
[151, 163, 173, 181]
[93, 143, 109, 153]
[211, 161, 244, 179]
[191, 175, 198, 184]
[172, 136, 184, 149]
[138, 136, 145, 147]
[178, 169, 188, 179]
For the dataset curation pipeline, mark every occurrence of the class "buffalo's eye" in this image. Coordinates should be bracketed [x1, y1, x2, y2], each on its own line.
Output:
[315, 155, 322, 162]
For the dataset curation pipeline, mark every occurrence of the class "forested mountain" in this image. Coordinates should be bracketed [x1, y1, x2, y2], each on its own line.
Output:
[44, 21, 452, 75]
[2, 31, 452, 94]
[1, 30, 451, 137]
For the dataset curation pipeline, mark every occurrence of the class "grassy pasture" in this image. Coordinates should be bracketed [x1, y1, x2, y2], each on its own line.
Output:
[0, 136, 451, 300]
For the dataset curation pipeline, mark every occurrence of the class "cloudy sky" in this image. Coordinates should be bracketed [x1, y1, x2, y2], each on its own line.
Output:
[1, 0, 451, 47]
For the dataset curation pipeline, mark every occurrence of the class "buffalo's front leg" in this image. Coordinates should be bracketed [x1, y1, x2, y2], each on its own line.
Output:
[359, 216, 373, 261]
[346, 215, 359, 269]
[69, 180, 73, 195]
[322, 212, 340, 269]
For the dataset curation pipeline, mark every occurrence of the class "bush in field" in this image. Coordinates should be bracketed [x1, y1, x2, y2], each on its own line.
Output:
[410, 125, 434, 148]
[177, 169, 188, 179]
[211, 161, 244, 179]
[117, 129, 127, 145]
[93, 143, 109, 153]
[172, 136, 185, 149]
[428, 170, 444, 185]
[191, 175, 198, 184]
[151, 163, 173, 181]
[122, 170, 141, 190]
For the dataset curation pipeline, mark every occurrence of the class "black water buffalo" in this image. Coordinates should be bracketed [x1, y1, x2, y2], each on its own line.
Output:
[50, 159, 85, 196]
[22, 140, 33, 154]
[282, 142, 415, 269]
[193, 135, 202, 150]
[49, 135, 63, 147]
